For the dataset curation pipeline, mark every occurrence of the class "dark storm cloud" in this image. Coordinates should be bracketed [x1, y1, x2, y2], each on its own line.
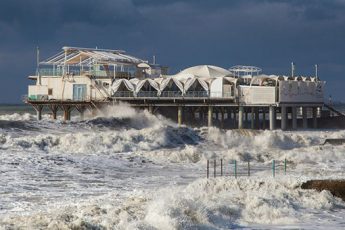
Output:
[0, 0, 142, 41]
[0, 0, 344, 102]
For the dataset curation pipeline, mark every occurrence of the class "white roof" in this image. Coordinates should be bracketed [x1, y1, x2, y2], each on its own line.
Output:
[177, 65, 231, 78]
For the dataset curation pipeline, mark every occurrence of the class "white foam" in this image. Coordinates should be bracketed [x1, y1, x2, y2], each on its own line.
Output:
[1, 104, 345, 228]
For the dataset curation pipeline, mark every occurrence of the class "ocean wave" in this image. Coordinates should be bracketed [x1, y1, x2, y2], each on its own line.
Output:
[1, 177, 343, 229]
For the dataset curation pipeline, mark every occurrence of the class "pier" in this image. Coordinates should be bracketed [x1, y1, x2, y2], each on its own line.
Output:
[25, 46, 326, 130]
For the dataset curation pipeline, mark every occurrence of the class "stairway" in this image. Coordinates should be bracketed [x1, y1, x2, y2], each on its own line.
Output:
[324, 104, 345, 117]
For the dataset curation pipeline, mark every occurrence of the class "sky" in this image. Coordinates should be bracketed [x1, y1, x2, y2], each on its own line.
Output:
[0, 0, 344, 103]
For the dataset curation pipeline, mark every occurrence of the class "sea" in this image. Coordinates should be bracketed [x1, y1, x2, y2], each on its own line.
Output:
[1, 103, 345, 229]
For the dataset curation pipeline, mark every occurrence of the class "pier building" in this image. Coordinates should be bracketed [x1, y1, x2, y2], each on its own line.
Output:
[25, 46, 325, 130]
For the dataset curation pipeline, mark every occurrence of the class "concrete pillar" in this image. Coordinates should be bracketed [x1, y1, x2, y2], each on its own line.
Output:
[36, 106, 43, 121]
[255, 108, 259, 129]
[232, 109, 236, 127]
[221, 110, 224, 129]
[312, 107, 317, 129]
[238, 106, 244, 129]
[281, 106, 287, 130]
[208, 106, 213, 127]
[262, 109, 266, 129]
[292, 106, 297, 130]
[178, 106, 183, 126]
[302, 107, 308, 129]
[49, 105, 58, 120]
[148, 105, 153, 114]
[269, 106, 276, 130]
[63, 110, 69, 121]
[63, 105, 71, 121]
[52, 110, 57, 120]
[251, 107, 255, 129]
[80, 110, 85, 120]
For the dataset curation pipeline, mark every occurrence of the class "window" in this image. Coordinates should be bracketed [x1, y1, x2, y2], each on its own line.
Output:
[48, 88, 53, 95]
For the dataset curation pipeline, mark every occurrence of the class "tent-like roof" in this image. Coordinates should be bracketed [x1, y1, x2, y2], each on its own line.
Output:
[111, 79, 134, 93]
[135, 79, 160, 93]
[40, 47, 147, 66]
[159, 78, 184, 93]
[184, 78, 209, 92]
[177, 65, 231, 78]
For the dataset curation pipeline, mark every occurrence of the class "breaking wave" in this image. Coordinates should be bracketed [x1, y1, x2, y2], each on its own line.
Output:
[2, 104, 345, 229]
[1, 178, 343, 229]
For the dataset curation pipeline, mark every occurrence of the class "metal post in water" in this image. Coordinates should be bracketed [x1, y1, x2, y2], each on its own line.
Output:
[214, 159, 216, 178]
[207, 160, 209, 178]
[221, 159, 223, 176]
[234, 160, 237, 178]
[247, 161, 250, 177]
[272, 160, 275, 177]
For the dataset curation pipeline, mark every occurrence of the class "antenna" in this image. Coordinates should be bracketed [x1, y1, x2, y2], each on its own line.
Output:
[315, 64, 318, 78]
[36, 46, 41, 85]
[153, 55, 156, 65]
[36, 46, 40, 68]
[291, 62, 295, 77]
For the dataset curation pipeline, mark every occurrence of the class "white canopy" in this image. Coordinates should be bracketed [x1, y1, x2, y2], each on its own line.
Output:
[159, 77, 184, 93]
[178, 65, 231, 78]
[184, 78, 209, 92]
[111, 79, 134, 93]
[135, 79, 160, 93]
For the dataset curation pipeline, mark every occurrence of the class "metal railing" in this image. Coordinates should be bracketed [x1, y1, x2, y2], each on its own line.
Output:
[113, 91, 134, 97]
[184, 91, 208, 98]
[136, 91, 159, 97]
[37, 68, 133, 78]
[111, 91, 235, 99]
[206, 159, 288, 178]
[160, 91, 183, 97]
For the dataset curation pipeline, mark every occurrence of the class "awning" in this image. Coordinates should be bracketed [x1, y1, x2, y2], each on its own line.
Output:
[111, 79, 134, 93]
[184, 78, 209, 92]
[135, 79, 160, 93]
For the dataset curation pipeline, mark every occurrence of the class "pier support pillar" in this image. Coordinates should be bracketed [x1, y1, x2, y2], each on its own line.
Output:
[245, 111, 248, 128]
[62, 105, 72, 121]
[281, 106, 287, 130]
[148, 105, 153, 114]
[232, 109, 236, 128]
[251, 107, 255, 129]
[178, 106, 183, 126]
[312, 107, 318, 129]
[208, 106, 213, 127]
[80, 110, 85, 120]
[238, 106, 244, 129]
[255, 108, 259, 129]
[220, 109, 225, 129]
[262, 109, 266, 129]
[302, 107, 308, 129]
[76, 105, 86, 120]
[269, 106, 276, 130]
[35, 105, 43, 121]
[292, 106, 297, 130]
[48, 105, 58, 120]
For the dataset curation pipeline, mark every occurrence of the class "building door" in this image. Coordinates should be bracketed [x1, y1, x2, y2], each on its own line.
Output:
[73, 84, 86, 100]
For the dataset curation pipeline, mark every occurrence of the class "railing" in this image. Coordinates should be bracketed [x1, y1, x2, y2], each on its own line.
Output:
[113, 91, 134, 97]
[136, 91, 158, 97]
[37, 68, 133, 78]
[111, 91, 235, 99]
[38, 68, 84, 76]
[206, 159, 288, 178]
[38, 68, 63, 76]
[160, 91, 183, 97]
[184, 91, 208, 98]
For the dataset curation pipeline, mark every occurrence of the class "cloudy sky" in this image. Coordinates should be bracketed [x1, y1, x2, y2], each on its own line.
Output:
[0, 0, 344, 103]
